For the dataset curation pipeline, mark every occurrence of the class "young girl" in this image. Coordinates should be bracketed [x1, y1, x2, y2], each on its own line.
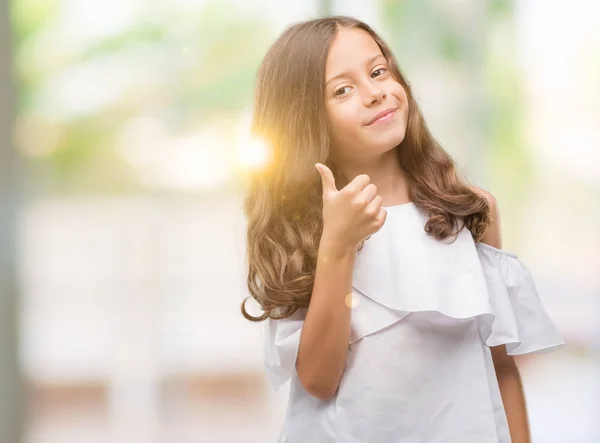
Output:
[241, 16, 565, 443]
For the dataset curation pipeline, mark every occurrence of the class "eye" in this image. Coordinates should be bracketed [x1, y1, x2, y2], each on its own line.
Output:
[371, 67, 387, 78]
[334, 86, 351, 97]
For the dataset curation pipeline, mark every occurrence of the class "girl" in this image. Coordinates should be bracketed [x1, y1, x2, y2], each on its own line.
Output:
[241, 16, 565, 443]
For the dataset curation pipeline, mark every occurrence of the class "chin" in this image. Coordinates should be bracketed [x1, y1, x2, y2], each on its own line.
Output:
[370, 129, 407, 151]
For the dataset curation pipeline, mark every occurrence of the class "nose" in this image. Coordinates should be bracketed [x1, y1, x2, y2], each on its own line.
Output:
[363, 82, 386, 106]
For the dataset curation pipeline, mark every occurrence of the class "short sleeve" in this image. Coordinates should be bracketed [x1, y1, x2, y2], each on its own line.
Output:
[262, 307, 307, 390]
[476, 242, 565, 355]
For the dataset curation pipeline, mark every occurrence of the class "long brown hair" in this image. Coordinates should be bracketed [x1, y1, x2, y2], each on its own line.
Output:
[241, 16, 490, 322]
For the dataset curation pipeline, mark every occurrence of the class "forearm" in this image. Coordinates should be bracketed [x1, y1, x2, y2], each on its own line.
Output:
[295, 232, 355, 400]
[497, 364, 531, 443]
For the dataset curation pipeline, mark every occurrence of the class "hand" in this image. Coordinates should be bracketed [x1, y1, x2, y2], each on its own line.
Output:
[315, 163, 387, 250]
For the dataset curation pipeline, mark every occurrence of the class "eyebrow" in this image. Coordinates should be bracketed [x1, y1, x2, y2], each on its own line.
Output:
[325, 54, 387, 87]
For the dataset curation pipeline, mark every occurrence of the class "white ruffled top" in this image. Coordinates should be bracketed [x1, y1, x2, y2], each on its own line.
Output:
[262, 201, 565, 443]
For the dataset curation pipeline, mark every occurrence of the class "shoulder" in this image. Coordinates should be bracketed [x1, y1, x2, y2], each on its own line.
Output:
[470, 185, 498, 219]
[469, 186, 501, 247]
[470, 186, 497, 208]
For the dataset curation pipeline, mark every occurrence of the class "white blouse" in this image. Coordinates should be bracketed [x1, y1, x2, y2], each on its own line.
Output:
[262, 201, 565, 443]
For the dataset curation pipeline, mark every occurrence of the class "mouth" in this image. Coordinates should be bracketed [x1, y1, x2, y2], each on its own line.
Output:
[365, 107, 398, 126]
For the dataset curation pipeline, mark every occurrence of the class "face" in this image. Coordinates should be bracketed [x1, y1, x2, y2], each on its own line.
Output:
[324, 27, 409, 163]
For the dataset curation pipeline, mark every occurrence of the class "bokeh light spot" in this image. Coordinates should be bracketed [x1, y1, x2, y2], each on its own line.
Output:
[345, 292, 360, 309]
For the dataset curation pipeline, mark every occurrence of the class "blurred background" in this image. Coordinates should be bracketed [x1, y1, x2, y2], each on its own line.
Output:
[0, 0, 599, 442]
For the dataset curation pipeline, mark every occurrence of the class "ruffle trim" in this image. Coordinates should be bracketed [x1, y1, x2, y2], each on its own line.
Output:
[350, 242, 565, 356]
[473, 242, 565, 354]
[262, 307, 306, 391]
[262, 241, 565, 391]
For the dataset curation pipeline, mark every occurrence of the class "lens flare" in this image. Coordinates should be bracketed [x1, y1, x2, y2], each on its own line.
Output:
[238, 136, 271, 170]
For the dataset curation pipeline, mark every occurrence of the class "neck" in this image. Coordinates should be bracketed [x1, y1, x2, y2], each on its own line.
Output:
[336, 148, 410, 206]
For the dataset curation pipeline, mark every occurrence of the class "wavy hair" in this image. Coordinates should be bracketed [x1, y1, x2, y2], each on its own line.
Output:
[241, 16, 491, 322]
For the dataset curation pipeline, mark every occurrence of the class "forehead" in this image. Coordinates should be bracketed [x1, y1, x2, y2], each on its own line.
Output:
[326, 27, 383, 75]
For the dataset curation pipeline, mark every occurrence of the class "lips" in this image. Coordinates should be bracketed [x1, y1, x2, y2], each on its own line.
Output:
[365, 107, 397, 126]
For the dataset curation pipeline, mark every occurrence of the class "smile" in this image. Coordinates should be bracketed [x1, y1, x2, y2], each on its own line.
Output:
[366, 108, 397, 126]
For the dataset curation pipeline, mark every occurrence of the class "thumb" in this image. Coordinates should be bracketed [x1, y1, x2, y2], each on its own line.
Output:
[315, 163, 338, 194]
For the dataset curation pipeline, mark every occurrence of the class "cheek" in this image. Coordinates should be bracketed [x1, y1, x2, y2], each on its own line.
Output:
[389, 84, 409, 120]
[389, 82, 408, 103]
[327, 104, 361, 139]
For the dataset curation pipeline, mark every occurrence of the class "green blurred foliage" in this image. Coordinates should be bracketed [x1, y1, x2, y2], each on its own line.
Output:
[11, 0, 532, 213]
[11, 0, 61, 41]
[11, 0, 271, 194]
[381, 0, 529, 245]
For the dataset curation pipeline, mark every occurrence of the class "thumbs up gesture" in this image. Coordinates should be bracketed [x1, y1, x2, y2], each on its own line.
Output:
[315, 163, 387, 250]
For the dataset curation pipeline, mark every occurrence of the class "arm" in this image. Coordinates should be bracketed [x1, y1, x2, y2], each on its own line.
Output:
[296, 165, 386, 401]
[295, 233, 355, 400]
[473, 186, 532, 443]
[491, 344, 531, 443]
